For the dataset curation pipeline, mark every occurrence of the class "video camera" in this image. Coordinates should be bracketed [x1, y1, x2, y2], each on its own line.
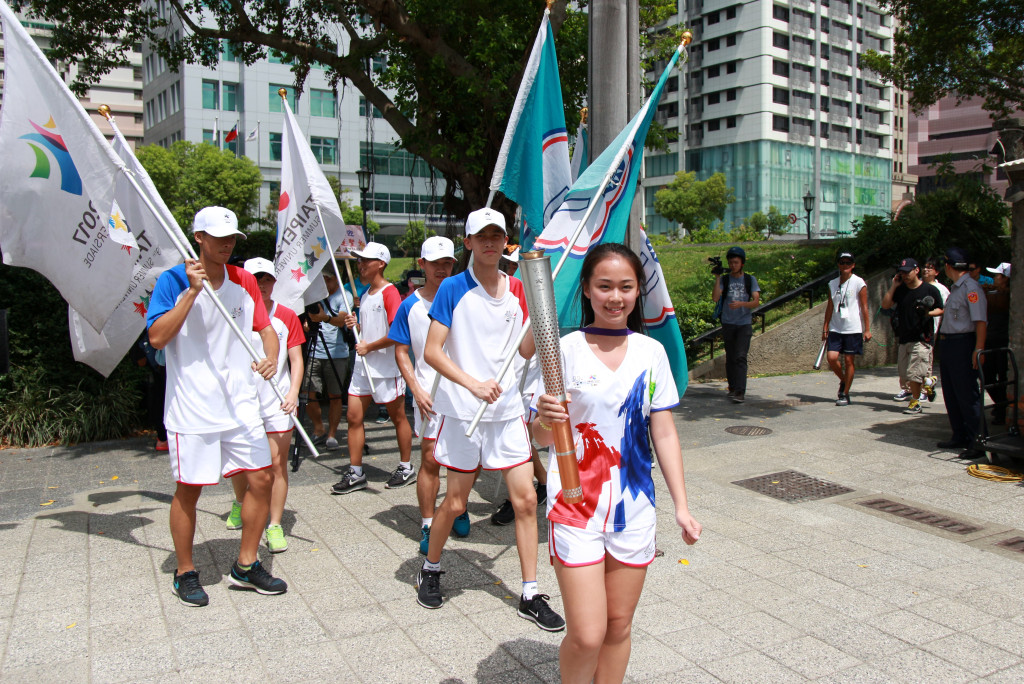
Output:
[708, 256, 725, 276]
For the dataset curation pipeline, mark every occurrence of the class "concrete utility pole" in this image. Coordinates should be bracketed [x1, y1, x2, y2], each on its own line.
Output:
[996, 119, 1024, 354]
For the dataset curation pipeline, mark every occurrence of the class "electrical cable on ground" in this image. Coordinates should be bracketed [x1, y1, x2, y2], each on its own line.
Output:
[967, 463, 1024, 482]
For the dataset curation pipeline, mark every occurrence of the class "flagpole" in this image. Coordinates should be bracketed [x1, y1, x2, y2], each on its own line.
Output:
[312, 203, 376, 384]
[464, 35, 691, 437]
[98, 106, 320, 458]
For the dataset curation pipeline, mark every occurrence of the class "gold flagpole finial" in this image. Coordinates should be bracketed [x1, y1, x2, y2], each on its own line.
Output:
[580, 107, 588, 125]
[97, 104, 112, 121]
[681, 30, 693, 48]
[546, 0, 554, 9]
[278, 88, 288, 99]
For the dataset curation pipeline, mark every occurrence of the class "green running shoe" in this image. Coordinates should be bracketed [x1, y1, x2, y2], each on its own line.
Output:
[226, 500, 243, 530]
[265, 524, 287, 553]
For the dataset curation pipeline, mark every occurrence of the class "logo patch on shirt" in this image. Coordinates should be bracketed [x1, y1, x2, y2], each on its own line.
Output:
[230, 306, 243, 319]
[568, 374, 600, 389]
[967, 292, 979, 303]
[504, 309, 519, 323]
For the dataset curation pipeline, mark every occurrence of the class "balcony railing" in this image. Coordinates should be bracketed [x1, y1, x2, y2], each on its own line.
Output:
[791, 44, 812, 62]
[791, 17, 812, 36]
[687, 131, 704, 147]
[862, 137, 880, 154]
[862, 89, 880, 106]
[829, 33, 851, 49]
[828, 110, 850, 125]
[789, 125, 812, 144]
[792, 71, 811, 88]
[864, 111, 881, 129]
[828, 132, 850, 149]
[791, 100, 810, 116]
[828, 5, 851, 21]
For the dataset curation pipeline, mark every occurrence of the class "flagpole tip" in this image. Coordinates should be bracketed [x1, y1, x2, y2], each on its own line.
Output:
[97, 104, 112, 120]
[546, 0, 554, 8]
[681, 30, 693, 48]
[278, 88, 288, 98]
[580, 107, 588, 125]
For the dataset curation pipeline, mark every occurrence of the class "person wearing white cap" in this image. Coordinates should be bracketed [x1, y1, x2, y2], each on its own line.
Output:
[983, 262, 1011, 423]
[146, 207, 287, 606]
[387, 236, 468, 554]
[417, 207, 564, 632]
[222, 258, 306, 554]
[332, 242, 415, 494]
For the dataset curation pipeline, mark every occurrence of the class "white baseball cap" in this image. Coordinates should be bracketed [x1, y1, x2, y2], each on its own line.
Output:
[987, 262, 1012, 277]
[465, 207, 507, 237]
[244, 257, 276, 278]
[193, 206, 246, 238]
[351, 241, 391, 265]
[421, 236, 455, 261]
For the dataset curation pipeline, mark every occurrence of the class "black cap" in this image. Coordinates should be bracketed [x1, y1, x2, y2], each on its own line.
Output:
[837, 252, 854, 262]
[945, 247, 969, 269]
[897, 257, 918, 272]
[726, 246, 746, 261]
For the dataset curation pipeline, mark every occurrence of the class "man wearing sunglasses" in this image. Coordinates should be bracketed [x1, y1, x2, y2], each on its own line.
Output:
[822, 252, 871, 405]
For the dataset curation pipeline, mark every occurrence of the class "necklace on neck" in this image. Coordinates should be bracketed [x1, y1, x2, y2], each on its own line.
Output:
[580, 326, 632, 336]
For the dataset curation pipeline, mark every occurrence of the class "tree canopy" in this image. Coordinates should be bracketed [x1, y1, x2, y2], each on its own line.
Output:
[860, 0, 1024, 115]
[653, 171, 736, 235]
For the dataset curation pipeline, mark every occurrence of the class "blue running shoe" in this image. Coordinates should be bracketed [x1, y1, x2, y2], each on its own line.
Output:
[172, 570, 209, 607]
[452, 511, 470, 538]
[419, 525, 430, 555]
[228, 560, 287, 595]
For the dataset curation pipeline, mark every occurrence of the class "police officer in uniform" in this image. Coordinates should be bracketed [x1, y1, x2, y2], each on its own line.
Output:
[936, 247, 988, 458]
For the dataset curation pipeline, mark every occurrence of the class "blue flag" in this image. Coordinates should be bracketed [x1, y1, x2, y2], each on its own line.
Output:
[489, 9, 571, 252]
[533, 42, 689, 397]
[570, 122, 588, 182]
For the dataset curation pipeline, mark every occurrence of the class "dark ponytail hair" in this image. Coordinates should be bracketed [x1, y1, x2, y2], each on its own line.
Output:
[579, 243, 647, 334]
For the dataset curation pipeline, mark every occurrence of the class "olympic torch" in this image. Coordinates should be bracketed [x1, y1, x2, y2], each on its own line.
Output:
[519, 251, 582, 504]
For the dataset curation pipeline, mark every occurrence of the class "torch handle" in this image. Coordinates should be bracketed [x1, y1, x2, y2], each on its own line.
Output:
[813, 340, 827, 370]
[551, 400, 582, 504]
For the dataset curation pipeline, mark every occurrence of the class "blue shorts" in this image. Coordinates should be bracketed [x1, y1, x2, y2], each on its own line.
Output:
[827, 331, 864, 356]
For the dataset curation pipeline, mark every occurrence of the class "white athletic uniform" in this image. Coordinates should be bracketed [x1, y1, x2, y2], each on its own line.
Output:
[349, 282, 405, 403]
[147, 264, 273, 485]
[827, 274, 867, 334]
[388, 290, 439, 439]
[252, 303, 305, 433]
[531, 331, 678, 567]
[429, 268, 532, 471]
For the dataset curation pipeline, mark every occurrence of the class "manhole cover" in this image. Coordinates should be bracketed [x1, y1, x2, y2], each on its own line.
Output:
[996, 537, 1024, 553]
[725, 425, 773, 436]
[857, 498, 982, 535]
[732, 470, 853, 503]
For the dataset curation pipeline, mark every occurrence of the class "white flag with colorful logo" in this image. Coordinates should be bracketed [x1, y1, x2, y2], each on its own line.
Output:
[0, 0, 138, 331]
[272, 97, 347, 312]
[488, 8, 571, 252]
[570, 121, 588, 182]
[68, 125, 186, 376]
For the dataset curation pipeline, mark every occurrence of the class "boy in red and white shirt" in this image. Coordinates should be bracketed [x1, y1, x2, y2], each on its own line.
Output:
[147, 207, 287, 606]
[333, 242, 414, 494]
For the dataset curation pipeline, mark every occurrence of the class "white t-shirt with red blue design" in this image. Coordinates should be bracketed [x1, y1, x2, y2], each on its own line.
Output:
[387, 289, 436, 391]
[147, 264, 271, 434]
[359, 282, 402, 378]
[429, 268, 529, 422]
[252, 302, 305, 417]
[532, 331, 679, 532]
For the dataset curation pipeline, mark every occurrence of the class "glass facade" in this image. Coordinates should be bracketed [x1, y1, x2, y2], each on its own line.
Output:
[222, 82, 238, 112]
[310, 89, 336, 118]
[269, 85, 298, 113]
[359, 142, 432, 178]
[202, 80, 218, 110]
[310, 137, 338, 165]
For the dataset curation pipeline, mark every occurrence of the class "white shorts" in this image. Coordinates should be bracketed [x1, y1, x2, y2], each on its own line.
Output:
[433, 415, 532, 472]
[348, 364, 405, 404]
[548, 521, 657, 568]
[168, 423, 272, 486]
[262, 411, 294, 434]
[414, 406, 440, 441]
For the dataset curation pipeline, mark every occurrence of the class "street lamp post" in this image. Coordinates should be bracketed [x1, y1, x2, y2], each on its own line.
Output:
[356, 167, 372, 242]
[803, 190, 815, 240]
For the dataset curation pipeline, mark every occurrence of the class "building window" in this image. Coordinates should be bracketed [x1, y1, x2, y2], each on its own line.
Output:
[270, 85, 297, 113]
[222, 40, 240, 63]
[202, 80, 218, 110]
[772, 5, 789, 22]
[310, 89, 337, 118]
[727, 61, 738, 74]
[773, 32, 789, 50]
[707, 92, 721, 105]
[222, 82, 238, 112]
[202, 129, 219, 146]
[773, 87, 789, 105]
[772, 115, 790, 132]
[707, 119, 721, 132]
[726, 6, 737, 19]
[269, 132, 283, 161]
[726, 34, 737, 47]
[359, 142, 433, 178]
[707, 11, 720, 24]
[727, 89, 737, 101]
[359, 96, 385, 119]
[707, 65, 720, 78]
[773, 60, 789, 78]
[707, 38, 720, 52]
[310, 137, 338, 165]
[726, 116, 737, 128]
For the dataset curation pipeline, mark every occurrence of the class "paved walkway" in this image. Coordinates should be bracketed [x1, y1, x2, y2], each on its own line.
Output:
[3, 368, 1024, 683]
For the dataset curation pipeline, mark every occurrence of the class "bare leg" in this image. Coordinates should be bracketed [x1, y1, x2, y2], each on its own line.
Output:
[230, 470, 247, 503]
[505, 461, 538, 582]
[426, 469, 476, 563]
[386, 396, 413, 465]
[170, 483, 203, 574]
[842, 353, 856, 394]
[554, 560, 607, 684]
[306, 392, 325, 436]
[327, 395, 343, 440]
[417, 439, 441, 519]
[593, 558, 647, 684]
[531, 446, 547, 485]
[909, 380, 923, 402]
[347, 394, 373, 467]
[826, 350, 843, 381]
[237, 468, 272, 566]
[267, 431, 292, 526]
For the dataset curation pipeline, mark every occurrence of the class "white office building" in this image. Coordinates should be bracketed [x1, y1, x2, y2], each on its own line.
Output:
[643, 0, 895, 238]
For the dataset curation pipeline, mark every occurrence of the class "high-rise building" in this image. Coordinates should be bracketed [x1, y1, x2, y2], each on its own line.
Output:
[0, 13, 144, 148]
[890, 87, 917, 210]
[141, 2, 444, 240]
[642, 0, 894, 238]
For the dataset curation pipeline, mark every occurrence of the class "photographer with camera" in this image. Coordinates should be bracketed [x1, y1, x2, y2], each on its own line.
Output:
[305, 271, 355, 451]
[881, 258, 943, 416]
[712, 246, 760, 403]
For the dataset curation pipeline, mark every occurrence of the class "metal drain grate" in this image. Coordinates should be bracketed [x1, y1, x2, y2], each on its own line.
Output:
[732, 470, 853, 503]
[725, 425, 773, 437]
[857, 499, 982, 535]
[995, 537, 1024, 553]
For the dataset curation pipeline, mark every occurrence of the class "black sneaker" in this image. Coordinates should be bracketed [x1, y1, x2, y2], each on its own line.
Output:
[227, 560, 287, 595]
[517, 594, 565, 632]
[535, 482, 547, 507]
[416, 568, 444, 609]
[385, 464, 416, 489]
[311, 432, 327, 446]
[835, 394, 850, 407]
[491, 499, 515, 526]
[731, 392, 745, 404]
[838, 381, 846, 399]
[172, 570, 209, 607]
[331, 467, 367, 495]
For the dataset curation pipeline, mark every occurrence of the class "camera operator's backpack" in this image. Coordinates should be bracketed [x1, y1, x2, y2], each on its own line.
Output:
[714, 273, 753, 322]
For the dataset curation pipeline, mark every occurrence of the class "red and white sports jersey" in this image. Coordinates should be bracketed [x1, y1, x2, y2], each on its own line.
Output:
[251, 302, 305, 417]
[359, 282, 402, 378]
[532, 331, 679, 532]
[388, 289, 437, 391]
[429, 268, 528, 422]
[147, 264, 271, 434]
